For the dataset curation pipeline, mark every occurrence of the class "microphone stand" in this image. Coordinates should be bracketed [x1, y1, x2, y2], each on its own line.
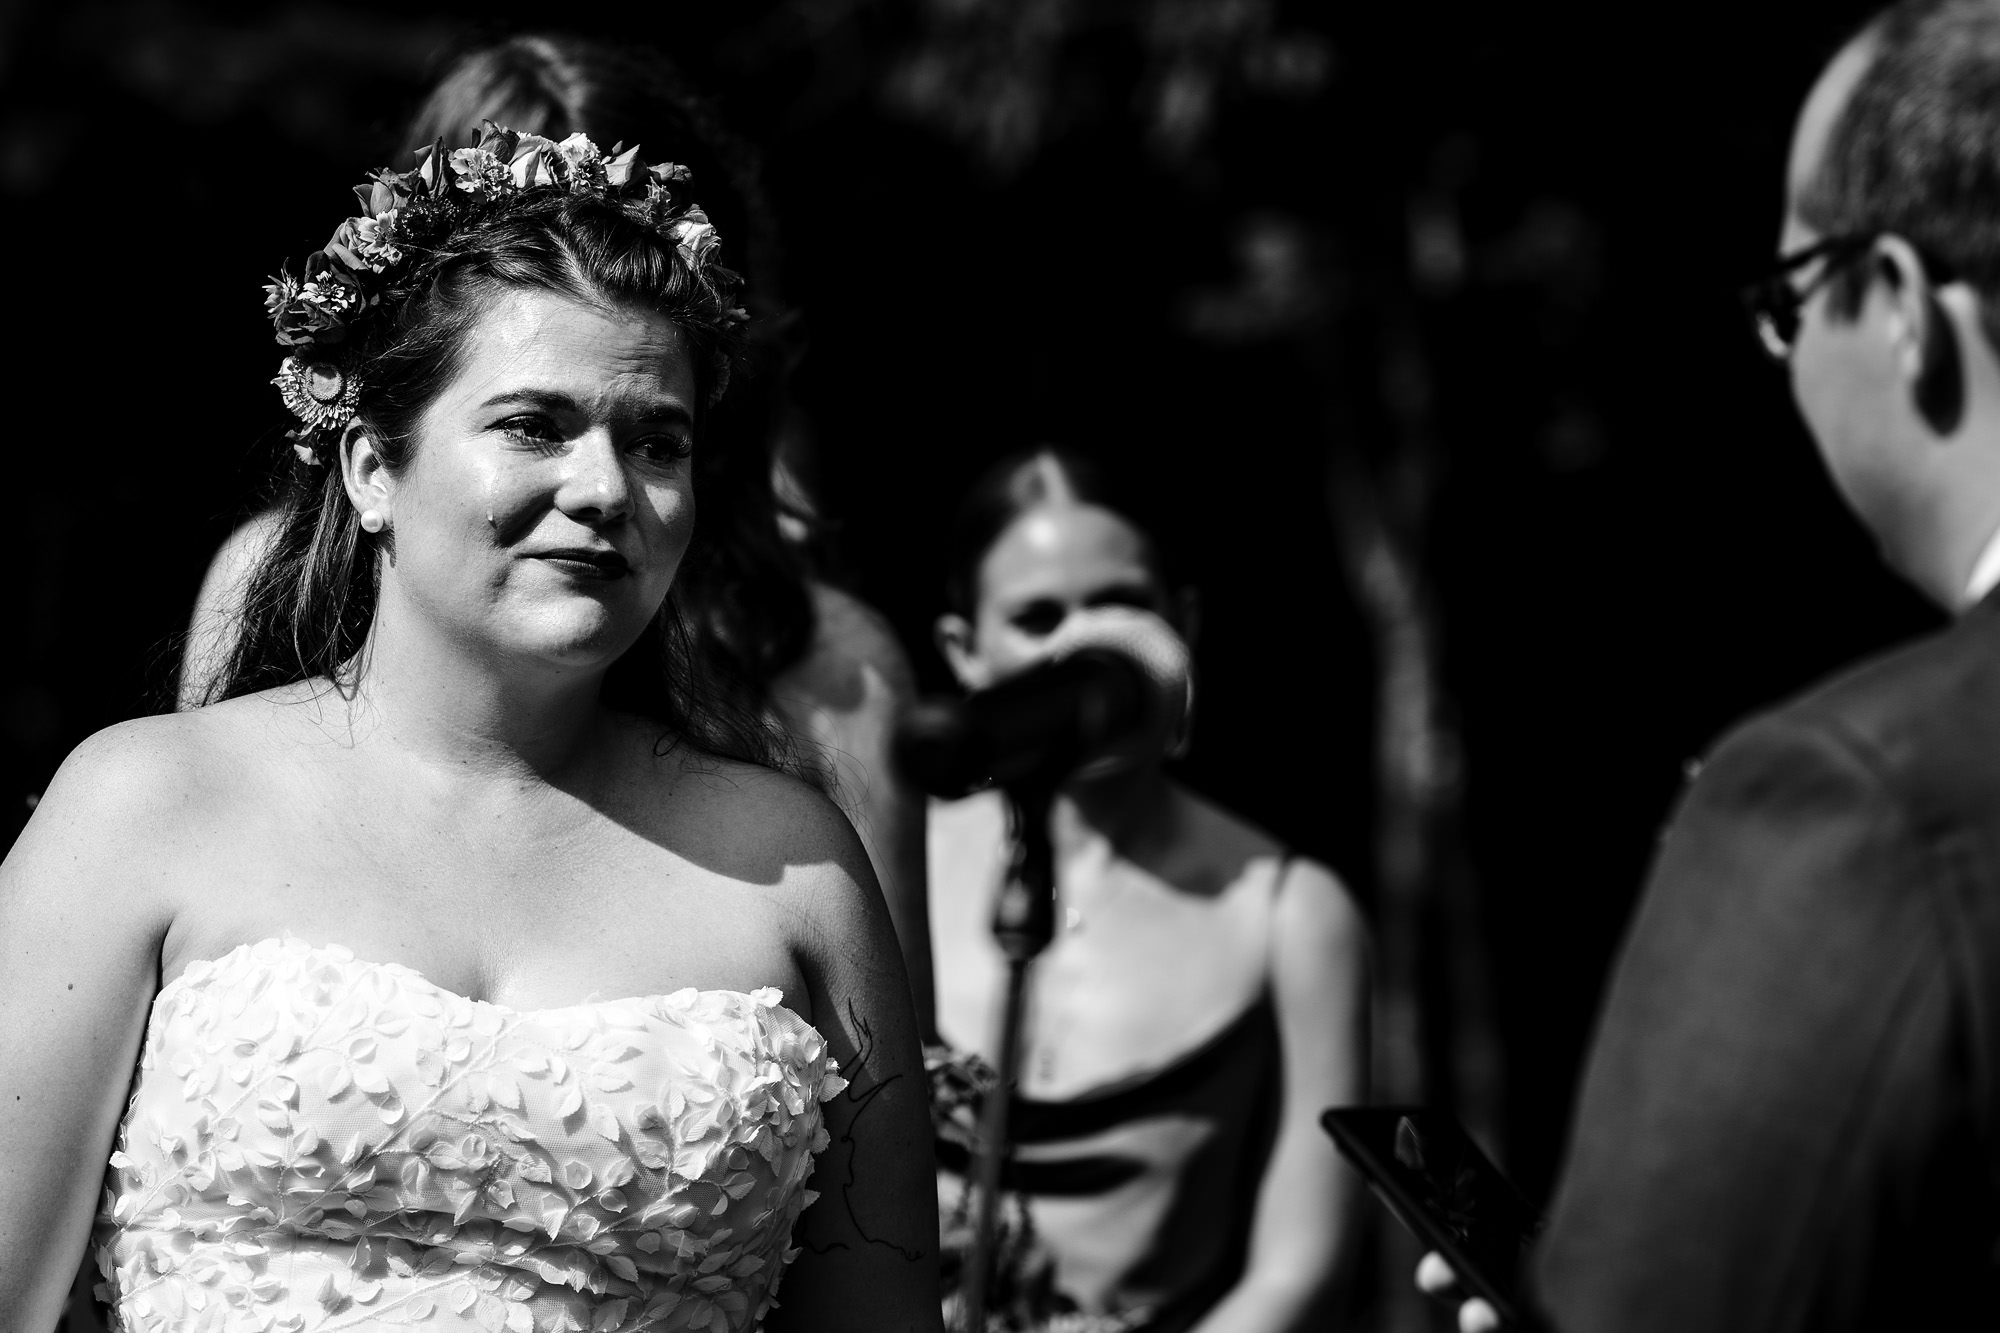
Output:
[961, 778, 1059, 1333]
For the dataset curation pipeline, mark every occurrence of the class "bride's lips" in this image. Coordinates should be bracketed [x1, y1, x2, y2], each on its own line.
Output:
[530, 547, 631, 580]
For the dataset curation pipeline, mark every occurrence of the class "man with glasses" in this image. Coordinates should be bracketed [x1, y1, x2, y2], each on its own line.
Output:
[1425, 1, 2000, 1328]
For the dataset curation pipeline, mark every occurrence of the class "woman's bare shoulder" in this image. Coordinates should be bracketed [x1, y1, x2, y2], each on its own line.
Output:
[2, 713, 238, 933]
[26, 698, 301, 834]
[1166, 782, 1357, 903]
[808, 581, 915, 682]
[180, 511, 286, 708]
[39, 712, 227, 811]
[774, 581, 917, 720]
[1168, 781, 1288, 861]
[634, 740, 877, 895]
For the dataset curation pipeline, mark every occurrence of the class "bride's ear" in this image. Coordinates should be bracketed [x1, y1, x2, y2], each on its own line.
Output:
[338, 418, 392, 522]
[935, 613, 988, 691]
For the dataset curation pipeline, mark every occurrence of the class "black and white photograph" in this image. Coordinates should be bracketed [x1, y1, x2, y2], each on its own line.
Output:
[2, 0, 1993, 1329]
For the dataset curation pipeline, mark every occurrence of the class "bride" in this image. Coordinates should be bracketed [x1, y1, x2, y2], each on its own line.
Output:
[0, 125, 939, 1332]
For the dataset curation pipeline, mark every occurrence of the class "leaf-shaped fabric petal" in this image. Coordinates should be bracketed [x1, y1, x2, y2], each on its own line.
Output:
[590, 1105, 622, 1143]
[416, 1048, 448, 1086]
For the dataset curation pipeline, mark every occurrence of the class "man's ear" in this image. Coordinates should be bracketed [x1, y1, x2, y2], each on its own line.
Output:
[338, 419, 393, 519]
[935, 613, 988, 691]
[1878, 235, 1965, 436]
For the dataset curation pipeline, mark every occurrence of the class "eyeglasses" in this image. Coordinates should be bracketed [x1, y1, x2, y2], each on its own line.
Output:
[1740, 234, 1874, 361]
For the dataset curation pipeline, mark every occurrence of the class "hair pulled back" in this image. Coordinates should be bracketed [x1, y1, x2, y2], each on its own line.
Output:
[944, 446, 1182, 617]
[209, 191, 799, 776]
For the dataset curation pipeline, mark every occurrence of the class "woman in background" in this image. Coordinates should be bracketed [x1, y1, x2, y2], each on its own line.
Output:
[928, 448, 1370, 1333]
[181, 33, 934, 1038]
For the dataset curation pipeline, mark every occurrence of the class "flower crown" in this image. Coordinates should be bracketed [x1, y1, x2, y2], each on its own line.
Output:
[264, 120, 746, 465]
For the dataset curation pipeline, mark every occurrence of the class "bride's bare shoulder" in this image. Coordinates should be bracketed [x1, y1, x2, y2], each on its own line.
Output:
[626, 737, 878, 907]
[2, 710, 242, 929]
[33, 688, 329, 826]
[663, 744, 863, 848]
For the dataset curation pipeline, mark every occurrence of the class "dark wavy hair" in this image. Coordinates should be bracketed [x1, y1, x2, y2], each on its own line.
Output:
[402, 32, 817, 715]
[1801, 0, 2000, 351]
[205, 190, 800, 775]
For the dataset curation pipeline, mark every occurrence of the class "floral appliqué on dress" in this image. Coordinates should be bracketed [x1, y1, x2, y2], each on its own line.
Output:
[96, 937, 846, 1333]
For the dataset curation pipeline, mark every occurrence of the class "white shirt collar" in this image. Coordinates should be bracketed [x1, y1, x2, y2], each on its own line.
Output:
[1964, 523, 2000, 608]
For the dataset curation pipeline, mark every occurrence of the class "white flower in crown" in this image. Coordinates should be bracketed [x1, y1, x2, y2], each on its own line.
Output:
[448, 147, 511, 195]
[326, 212, 403, 273]
[667, 208, 722, 269]
[505, 133, 564, 189]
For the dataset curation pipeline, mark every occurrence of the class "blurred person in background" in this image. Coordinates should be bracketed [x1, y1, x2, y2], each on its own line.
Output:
[179, 32, 934, 1042]
[1425, 0, 2000, 1328]
[926, 447, 1369, 1333]
[3, 124, 938, 1331]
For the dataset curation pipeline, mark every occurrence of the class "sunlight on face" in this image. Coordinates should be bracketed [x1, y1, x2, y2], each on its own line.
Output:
[376, 286, 700, 672]
[968, 502, 1169, 680]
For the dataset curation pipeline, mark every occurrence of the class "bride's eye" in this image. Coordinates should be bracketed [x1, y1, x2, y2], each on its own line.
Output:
[630, 432, 694, 464]
[497, 414, 563, 450]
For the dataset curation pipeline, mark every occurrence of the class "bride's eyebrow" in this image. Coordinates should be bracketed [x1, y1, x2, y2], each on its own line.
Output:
[478, 387, 692, 428]
[478, 388, 580, 413]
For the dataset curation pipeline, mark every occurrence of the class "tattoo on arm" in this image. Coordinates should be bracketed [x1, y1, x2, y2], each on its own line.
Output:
[800, 1000, 926, 1263]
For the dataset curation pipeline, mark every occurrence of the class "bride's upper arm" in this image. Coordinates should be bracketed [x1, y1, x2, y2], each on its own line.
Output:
[758, 781, 944, 1333]
[0, 720, 186, 1328]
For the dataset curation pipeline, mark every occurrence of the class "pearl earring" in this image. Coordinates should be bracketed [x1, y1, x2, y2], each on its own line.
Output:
[359, 509, 386, 534]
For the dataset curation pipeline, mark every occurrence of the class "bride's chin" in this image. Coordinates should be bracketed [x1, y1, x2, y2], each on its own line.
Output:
[499, 609, 653, 671]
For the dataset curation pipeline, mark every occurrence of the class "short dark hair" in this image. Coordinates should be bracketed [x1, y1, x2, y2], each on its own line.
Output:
[943, 446, 1183, 617]
[1800, 0, 2000, 349]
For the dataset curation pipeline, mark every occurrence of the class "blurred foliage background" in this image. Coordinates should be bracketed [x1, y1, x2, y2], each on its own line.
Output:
[0, 0, 1940, 1325]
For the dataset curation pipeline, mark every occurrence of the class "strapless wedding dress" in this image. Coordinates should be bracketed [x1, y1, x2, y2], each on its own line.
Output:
[94, 936, 845, 1333]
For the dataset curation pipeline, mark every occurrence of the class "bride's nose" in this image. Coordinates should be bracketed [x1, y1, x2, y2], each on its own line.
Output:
[554, 430, 633, 523]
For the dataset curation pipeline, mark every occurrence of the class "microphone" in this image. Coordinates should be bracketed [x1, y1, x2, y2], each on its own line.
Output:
[896, 607, 1193, 798]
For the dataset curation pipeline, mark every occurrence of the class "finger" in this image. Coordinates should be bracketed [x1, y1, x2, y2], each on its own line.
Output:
[1461, 1297, 1502, 1333]
[1415, 1250, 1461, 1297]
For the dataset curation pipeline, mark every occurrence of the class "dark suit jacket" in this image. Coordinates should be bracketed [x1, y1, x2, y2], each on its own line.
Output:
[1530, 595, 2000, 1332]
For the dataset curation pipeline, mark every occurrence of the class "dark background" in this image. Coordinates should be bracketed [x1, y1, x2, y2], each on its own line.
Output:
[0, 0, 1942, 1293]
